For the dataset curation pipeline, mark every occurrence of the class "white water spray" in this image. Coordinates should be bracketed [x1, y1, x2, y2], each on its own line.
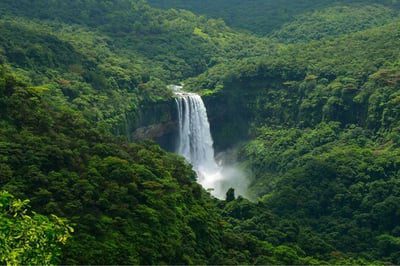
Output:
[174, 87, 248, 199]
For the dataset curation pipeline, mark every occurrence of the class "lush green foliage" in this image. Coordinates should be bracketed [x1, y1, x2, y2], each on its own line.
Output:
[0, 0, 270, 81]
[149, 0, 400, 35]
[189, 19, 400, 131]
[241, 123, 400, 263]
[0, 56, 322, 265]
[0, 66, 206, 264]
[1, 0, 400, 264]
[0, 191, 72, 265]
[186, 5, 400, 263]
[272, 5, 397, 43]
[0, 0, 272, 135]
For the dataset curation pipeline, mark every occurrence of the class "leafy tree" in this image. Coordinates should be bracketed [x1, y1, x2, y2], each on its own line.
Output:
[0, 191, 72, 265]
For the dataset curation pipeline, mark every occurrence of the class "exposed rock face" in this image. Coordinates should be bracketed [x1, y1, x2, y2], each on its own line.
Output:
[132, 121, 177, 146]
[132, 99, 178, 152]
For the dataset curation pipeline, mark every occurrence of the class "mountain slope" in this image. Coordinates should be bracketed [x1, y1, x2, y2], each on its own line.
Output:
[149, 0, 400, 35]
[188, 19, 400, 263]
[0, 0, 274, 141]
[272, 4, 398, 43]
[0, 0, 270, 81]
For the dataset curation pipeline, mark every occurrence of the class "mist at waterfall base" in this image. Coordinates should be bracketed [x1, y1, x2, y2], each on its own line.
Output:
[174, 89, 249, 199]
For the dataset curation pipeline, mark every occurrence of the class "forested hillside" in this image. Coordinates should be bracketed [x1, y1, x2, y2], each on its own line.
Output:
[187, 10, 400, 265]
[0, 34, 328, 266]
[271, 5, 397, 43]
[149, 0, 400, 35]
[0, 0, 274, 139]
[0, 0, 271, 81]
[1, 0, 400, 265]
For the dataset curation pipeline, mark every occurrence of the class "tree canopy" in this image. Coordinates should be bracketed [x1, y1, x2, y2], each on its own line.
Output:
[1, 0, 400, 264]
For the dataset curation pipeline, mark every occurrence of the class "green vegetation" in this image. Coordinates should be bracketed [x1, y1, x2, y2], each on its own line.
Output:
[272, 5, 398, 43]
[188, 19, 400, 130]
[0, 191, 72, 265]
[1, 0, 400, 264]
[241, 124, 400, 263]
[0, 66, 212, 264]
[187, 6, 400, 264]
[0, 0, 270, 81]
[149, 0, 400, 35]
[0, 62, 324, 265]
[0, 0, 272, 135]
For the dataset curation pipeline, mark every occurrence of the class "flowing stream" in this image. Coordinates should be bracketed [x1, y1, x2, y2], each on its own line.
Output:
[174, 87, 247, 199]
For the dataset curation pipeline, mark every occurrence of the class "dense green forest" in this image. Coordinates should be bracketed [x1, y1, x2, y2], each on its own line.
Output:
[186, 5, 400, 264]
[149, 0, 400, 35]
[1, 0, 400, 264]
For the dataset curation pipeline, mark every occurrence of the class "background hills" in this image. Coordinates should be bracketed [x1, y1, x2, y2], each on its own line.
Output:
[149, 0, 400, 35]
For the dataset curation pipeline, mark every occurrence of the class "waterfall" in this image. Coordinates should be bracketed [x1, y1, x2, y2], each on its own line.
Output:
[175, 90, 225, 198]
[175, 92, 214, 167]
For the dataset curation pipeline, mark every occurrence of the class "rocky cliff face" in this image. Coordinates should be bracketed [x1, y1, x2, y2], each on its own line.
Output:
[130, 99, 178, 152]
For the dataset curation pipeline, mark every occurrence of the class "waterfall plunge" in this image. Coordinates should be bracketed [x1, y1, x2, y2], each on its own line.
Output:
[175, 91, 226, 198]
